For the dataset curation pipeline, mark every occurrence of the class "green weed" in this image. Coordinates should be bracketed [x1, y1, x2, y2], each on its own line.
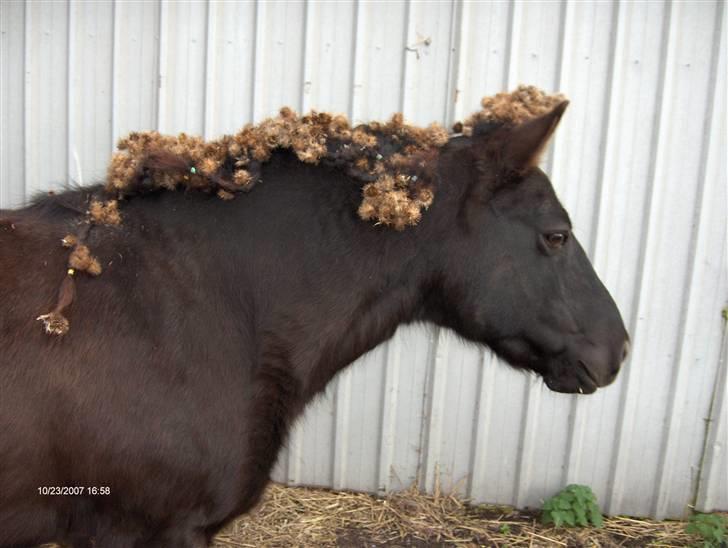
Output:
[686, 513, 727, 548]
[541, 484, 603, 528]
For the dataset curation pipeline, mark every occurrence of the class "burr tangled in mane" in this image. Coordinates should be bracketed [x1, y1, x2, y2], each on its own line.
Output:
[106, 85, 565, 230]
[107, 108, 446, 230]
[36, 85, 565, 337]
[457, 85, 567, 134]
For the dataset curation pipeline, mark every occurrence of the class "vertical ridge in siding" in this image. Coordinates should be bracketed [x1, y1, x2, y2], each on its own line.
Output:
[466, 349, 496, 499]
[156, 0, 168, 131]
[0, 0, 27, 208]
[397, 0, 412, 118]
[603, 0, 674, 515]
[22, 0, 31, 202]
[684, 2, 728, 514]
[390, 325, 437, 492]
[587, 1, 651, 507]
[508, 1, 569, 510]
[652, 1, 726, 518]
[400, 0, 456, 125]
[444, 0, 464, 127]
[250, 1, 305, 121]
[206, 2, 256, 135]
[24, 0, 69, 198]
[332, 367, 352, 490]
[110, 0, 118, 152]
[284, 1, 359, 490]
[202, 0, 214, 139]
[298, 0, 311, 113]
[607, 0, 722, 515]
[329, 0, 409, 494]
[377, 334, 401, 493]
[419, 328, 449, 492]
[455, 1, 511, 116]
[159, 1, 207, 135]
[66, 0, 74, 185]
[301, 3, 356, 116]
[587, 0, 622, 257]
[282, 0, 309, 484]
[69, 1, 114, 185]
[331, 0, 364, 492]
[112, 1, 160, 141]
[346, 0, 363, 120]
[504, 1, 521, 90]
[557, 0, 621, 496]
[249, 0, 263, 122]
[696, 321, 728, 513]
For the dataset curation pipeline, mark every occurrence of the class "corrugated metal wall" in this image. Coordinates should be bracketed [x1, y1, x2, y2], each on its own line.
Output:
[1, 0, 725, 519]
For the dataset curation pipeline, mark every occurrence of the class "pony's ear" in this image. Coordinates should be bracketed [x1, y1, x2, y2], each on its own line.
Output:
[501, 100, 568, 174]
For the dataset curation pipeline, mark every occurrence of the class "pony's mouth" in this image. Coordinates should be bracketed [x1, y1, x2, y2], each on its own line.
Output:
[543, 361, 599, 394]
[490, 337, 604, 395]
[578, 360, 600, 385]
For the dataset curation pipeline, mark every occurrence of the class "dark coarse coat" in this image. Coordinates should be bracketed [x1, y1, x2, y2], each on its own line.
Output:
[0, 105, 628, 547]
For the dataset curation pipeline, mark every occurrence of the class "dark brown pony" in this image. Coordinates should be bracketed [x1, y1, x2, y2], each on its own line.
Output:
[0, 103, 628, 547]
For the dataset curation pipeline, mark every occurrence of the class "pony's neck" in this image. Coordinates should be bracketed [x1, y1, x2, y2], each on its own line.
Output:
[300, 254, 426, 400]
[263, 151, 462, 402]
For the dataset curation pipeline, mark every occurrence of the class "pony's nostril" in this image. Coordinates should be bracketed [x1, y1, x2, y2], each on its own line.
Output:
[621, 340, 630, 362]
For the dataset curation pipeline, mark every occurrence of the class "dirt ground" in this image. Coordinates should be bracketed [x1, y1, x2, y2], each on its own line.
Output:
[211, 483, 709, 547]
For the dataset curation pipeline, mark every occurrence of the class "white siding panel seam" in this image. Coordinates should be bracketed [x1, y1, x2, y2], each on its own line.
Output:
[645, 0, 696, 516]
[66, 1, 73, 186]
[586, 0, 621, 256]
[397, 0, 410, 115]
[463, 352, 482, 498]
[504, 0, 520, 90]
[693, 1, 728, 512]
[346, 0, 361, 120]
[444, 0, 463, 127]
[22, 0, 31, 200]
[21, 2, 29, 197]
[696, 316, 728, 512]
[203, 0, 214, 140]
[156, 0, 167, 132]
[110, 0, 118, 154]
[249, 0, 261, 122]
[299, 0, 312, 113]
[419, 329, 440, 492]
[605, 0, 674, 514]
[449, 0, 469, 125]
[652, 0, 726, 518]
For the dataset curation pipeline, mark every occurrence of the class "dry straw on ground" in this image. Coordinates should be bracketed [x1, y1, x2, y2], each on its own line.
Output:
[38, 482, 711, 546]
[212, 483, 704, 547]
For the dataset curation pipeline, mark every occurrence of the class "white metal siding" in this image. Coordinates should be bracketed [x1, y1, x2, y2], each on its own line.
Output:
[0, 0, 725, 519]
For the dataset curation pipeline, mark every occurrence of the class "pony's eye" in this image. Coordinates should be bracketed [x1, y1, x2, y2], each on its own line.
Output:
[544, 232, 568, 248]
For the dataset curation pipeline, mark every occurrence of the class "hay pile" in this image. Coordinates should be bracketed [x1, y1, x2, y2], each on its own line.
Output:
[38, 482, 710, 546]
[212, 483, 704, 547]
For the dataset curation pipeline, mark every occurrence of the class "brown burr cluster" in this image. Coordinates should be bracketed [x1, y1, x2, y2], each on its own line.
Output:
[38, 85, 565, 337]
